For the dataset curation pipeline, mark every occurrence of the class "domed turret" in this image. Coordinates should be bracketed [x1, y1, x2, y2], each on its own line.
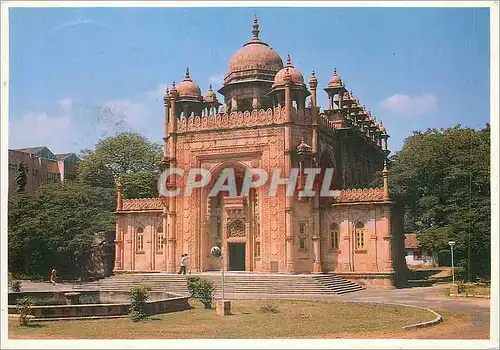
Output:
[224, 15, 283, 85]
[328, 68, 343, 88]
[273, 54, 305, 87]
[218, 16, 284, 112]
[177, 68, 202, 101]
[204, 84, 218, 104]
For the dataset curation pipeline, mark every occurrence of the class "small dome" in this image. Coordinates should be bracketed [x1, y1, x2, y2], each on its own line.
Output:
[204, 84, 218, 103]
[309, 70, 318, 86]
[273, 54, 305, 87]
[296, 138, 312, 154]
[177, 68, 202, 100]
[328, 68, 343, 88]
[226, 16, 283, 83]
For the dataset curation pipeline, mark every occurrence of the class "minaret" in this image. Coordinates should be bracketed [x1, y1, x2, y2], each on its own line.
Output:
[166, 83, 179, 273]
[116, 178, 123, 211]
[283, 67, 295, 273]
[382, 161, 390, 200]
[309, 70, 318, 155]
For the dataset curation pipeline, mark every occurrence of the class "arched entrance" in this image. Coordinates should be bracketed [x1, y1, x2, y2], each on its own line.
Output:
[201, 162, 259, 272]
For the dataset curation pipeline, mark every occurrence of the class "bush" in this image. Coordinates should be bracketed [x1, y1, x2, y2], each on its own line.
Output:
[260, 302, 280, 314]
[17, 297, 33, 326]
[129, 285, 152, 322]
[186, 276, 215, 309]
[11, 280, 22, 292]
[456, 281, 467, 294]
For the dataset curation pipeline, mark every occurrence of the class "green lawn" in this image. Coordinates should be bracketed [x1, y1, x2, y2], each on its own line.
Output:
[9, 300, 435, 339]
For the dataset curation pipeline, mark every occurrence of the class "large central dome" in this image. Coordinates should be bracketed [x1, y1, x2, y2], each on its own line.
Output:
[224, 16, 283, 85]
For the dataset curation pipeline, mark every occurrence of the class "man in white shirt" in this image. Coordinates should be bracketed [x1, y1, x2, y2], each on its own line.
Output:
[177, 254, 188, 275]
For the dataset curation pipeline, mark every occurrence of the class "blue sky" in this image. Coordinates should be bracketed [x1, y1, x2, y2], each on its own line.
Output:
[8, 6, 490, 155]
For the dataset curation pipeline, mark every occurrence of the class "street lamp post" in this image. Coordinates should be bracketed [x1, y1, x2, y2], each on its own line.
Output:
[211, 245, 229, 316]
[449, 241, 456, 285]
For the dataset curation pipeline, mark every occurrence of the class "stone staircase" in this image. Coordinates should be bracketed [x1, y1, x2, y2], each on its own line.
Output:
[73, 273, 364, 296]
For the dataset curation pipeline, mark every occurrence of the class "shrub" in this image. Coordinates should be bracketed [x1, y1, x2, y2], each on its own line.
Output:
[260, 302, 280, 314]
[187, 276, 214, 309]
[129, 285, 152, 322]
[17, 297, 33, 326]
[456, 281, 467, 294]
[11, 280, 22, 292]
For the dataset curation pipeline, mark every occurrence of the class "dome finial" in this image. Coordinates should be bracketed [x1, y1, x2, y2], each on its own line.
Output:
[286, 54, 291, 66]
[185, 67, 191, 80]
[172, 81, 176, 88]
[209, 84, 213, 90]
[252, 14, 260, 39]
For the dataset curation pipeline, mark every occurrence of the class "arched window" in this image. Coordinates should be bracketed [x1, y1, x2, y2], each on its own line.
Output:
[355, 222, 365, 249]
[136, 227, 144, 252]
[156, 226, 164, 252]
[330, 223, 339, 250]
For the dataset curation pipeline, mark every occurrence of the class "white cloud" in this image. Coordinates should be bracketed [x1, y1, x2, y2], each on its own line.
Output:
[381, 93, 438, 117]
[146, 84, 169, 101]
[208, 75, 224, 87]
[9, 112, 76, 153]
[58, 98, 73, 113]
[52, 19, 110, 33]
[101, 99, 150, 130]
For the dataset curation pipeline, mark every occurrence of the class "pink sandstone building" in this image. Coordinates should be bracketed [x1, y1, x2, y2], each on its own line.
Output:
[114, 17, 407, 287]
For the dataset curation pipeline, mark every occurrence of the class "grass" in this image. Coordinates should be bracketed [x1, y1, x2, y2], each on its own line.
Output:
[8, 300, 436, 339]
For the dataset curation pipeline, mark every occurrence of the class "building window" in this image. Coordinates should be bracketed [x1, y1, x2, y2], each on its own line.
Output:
[156, 226, 164, 252]
[136, 227, 144, 251]
[355, 222, 365, 249]
[299, 223, 307, 249]
[33, 169, 39, 177]
[255, 241, 261, 258]
[330, 223, 339, 249]
[8, 164, 17, 172]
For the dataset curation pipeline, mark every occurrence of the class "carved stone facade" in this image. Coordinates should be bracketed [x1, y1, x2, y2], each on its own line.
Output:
[113, 17, 406, 287]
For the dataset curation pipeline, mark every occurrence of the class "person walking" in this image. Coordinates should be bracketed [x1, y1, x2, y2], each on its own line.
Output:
[50, 269, 57, 286]
[177, 254, 188, 275]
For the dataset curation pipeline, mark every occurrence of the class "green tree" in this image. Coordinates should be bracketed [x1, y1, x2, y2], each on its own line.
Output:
[77, 132, 162, 198]
[8, 182, 115, 280]
[386, 125, 490, 279]
[15, 163, 27, 194]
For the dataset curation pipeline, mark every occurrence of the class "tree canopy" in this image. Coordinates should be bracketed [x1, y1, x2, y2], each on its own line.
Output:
[15, 163, 27, 194]
[387, 124, 490, 279]
[77, 132, 162, 199]
[8, 183, 116, 280]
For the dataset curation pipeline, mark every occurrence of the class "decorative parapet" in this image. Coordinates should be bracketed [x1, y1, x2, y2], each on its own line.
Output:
[176, 107, 287, 133]
[333, 188, 388, 203]
[119, 197, 165, 212]
[319, 114, 343, 130]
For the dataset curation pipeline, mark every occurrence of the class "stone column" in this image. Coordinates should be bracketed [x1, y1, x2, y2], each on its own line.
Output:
[231, 97, 238, 112]
[167, 89, 178, 273]
[114, 216, 122, 271]
[381, 206, 393, 272]
[312, 234, 322, 273]
[163, 206, 168, 271]
[252, 96, 259, 110]
[284, 75, 295, 273]
[309, 71, 318, 155]
[382, 163, 389, 200]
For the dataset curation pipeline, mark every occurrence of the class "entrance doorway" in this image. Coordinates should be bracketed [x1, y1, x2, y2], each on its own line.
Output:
[228, 243, 246, 271]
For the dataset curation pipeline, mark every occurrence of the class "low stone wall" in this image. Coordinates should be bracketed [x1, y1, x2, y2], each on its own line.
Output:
[8, 290, 190, 319]
[333, 272, 395, 288]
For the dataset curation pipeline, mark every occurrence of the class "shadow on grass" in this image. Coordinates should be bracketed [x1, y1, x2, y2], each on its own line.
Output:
[23, 323, 43, 328]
